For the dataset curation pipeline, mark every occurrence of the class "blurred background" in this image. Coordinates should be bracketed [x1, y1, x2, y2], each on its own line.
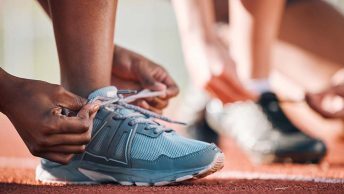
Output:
[0, 0, 344, 183]
[0, 0, 343, 98]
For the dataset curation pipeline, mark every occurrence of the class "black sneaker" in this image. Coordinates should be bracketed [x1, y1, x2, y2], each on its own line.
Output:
[186, 110, 219, 145]
[205, 92, 327, 164]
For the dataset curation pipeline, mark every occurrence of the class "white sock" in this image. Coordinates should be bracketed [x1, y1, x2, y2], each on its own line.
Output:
[247, 79, 271, 94]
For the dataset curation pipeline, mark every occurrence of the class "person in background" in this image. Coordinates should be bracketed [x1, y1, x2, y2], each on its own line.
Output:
[307, 82, 344, 120]
[173, 0, 344, 163]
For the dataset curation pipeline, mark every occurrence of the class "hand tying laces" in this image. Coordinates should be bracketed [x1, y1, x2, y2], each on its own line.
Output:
[89, 89, 186, 134]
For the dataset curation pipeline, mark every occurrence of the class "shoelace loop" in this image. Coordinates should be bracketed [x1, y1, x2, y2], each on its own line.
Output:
[89, 89, 186, 133]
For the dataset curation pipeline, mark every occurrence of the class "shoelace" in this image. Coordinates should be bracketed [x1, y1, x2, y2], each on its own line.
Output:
[89, 89, 186, 133]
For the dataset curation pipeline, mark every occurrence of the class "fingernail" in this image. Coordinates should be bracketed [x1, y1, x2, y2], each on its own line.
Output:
[141, 101, 149, 109]
[92, 105, 99, 112]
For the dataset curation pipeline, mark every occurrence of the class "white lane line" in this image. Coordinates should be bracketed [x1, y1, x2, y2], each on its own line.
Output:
[215, 171, 344, 184]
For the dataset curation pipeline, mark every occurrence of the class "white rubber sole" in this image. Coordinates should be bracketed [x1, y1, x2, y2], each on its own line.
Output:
[36, 152, 225, 186]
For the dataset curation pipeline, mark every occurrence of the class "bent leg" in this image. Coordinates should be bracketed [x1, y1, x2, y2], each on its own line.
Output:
[47, 0, 117, 97]
[229, 0, 286, 81]
[274, 0, 344, 93]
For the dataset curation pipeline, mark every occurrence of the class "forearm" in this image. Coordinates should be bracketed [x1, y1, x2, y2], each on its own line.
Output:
[0, 68, 20, 113]
[172, 0, 218, 87]
[172, 0, 217, 44]
[230, 0, 285, 80]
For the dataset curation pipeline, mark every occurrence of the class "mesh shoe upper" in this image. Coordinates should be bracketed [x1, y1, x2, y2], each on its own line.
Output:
[80, 86, 218, 170]
[131, 132, 208, 161]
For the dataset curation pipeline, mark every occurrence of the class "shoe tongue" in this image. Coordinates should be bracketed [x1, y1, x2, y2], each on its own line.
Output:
[87, 86, 118, 100]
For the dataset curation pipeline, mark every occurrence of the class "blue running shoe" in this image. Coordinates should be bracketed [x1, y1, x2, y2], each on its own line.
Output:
[36, 86, 224, 186]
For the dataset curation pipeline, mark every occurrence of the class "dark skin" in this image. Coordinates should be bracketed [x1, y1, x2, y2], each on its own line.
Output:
[0, 68, 98, 164]
[0, 0, 116, 164]
[37, 0, 179, 114]
[112, 46, 179, 114]
[47, 0, 116, 162]
[48, 0, 117, 98]
[0, 0, 182, 166]
[0, 0, 177, 164]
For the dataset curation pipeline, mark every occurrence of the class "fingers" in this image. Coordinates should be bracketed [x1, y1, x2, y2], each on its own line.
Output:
[306, 85, 344, 119]
[144, 97, 168, 110]
[36, 103, 99, 164]
[49, 103, 99, 134]
[40, 152, 74, 165]
[141, 73, 167, 93]
[77, 103, 99, 119]
[59, 89, 87, 111]
[331, 110, 344, 118]
[333, 84, 344, 97]
[161, 75, 179, 99]
[306, 92, 337, 118]
[135, 100, 162, 114]
[41, 145, 86, 154]
[305, 93, 325, 115]
[139, 65, 179, 100]
[165, 85, 179, 99]
[47, 132, 91, 146]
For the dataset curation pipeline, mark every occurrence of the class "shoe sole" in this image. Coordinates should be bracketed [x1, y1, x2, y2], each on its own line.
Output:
[36, 152, 224, 186]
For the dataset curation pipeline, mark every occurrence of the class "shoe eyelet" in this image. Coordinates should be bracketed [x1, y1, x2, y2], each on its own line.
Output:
[128, 122, 133, 126]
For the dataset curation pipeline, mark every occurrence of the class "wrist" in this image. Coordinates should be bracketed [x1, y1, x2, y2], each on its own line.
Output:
[113, 45, 132, 69]
[0, 70, 21, 114]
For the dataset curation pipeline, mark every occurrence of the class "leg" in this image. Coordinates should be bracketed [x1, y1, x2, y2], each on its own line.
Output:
[38, 0, 178, 114]
[274, 0, 344, 93]
[213, 0, 229, 23]
[48, 0, 117, 98]
[219, 0, 327, 163]
[229, 0, 285, 82]
[270, 0, 344, 135]
[172, 0, 254, 103]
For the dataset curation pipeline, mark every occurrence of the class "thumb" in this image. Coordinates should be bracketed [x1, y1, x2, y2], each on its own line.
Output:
[141, 78, 167, 99]
[333, 85, 344, 97]
[59, 90, 87, 111]
[77, 103, 99, 120]
[141, 75, 167, 91]
[147, 82, 166, 92]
